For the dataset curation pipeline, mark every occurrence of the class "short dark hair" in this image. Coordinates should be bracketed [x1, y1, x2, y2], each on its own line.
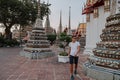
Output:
[72, 35, 76, 38]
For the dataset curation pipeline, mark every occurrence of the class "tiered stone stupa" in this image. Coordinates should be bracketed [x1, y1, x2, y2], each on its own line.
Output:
[84, 0, 120, 80]
[20, 0, 54, 59]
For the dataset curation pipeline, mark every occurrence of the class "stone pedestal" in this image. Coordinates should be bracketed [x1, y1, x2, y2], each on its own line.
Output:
[83, 63, 120, 80]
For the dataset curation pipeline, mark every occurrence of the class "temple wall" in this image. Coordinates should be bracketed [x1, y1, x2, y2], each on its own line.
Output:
[84, 6, 110, 54]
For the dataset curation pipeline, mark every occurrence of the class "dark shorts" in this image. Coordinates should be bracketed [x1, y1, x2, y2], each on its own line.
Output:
[69, 55, 79, 64]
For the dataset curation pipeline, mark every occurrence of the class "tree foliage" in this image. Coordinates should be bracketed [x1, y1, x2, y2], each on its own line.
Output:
[0, 0, 51, 39]
[59, 32, 71, 43]
[47, 34, 56, 45]
[59, 32, 71, 52]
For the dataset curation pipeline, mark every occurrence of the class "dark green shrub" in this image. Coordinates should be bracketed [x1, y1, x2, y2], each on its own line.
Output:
[4, 39, 20, 47]
[59, 43, 65, 49]
[47, 34, 57, 45]
[59, 52, 68, 56]
[59, 32, 71, 45]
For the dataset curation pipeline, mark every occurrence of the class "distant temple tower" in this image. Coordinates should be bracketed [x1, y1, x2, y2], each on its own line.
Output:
[57, 11, 62, 35]
[67, 7, 72, 36]
[44, 14, 55, 35]
[44, 0, 55, 35]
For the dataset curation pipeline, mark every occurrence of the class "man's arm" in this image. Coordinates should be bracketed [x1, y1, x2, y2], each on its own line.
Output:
[75, 45, 80, 56]
[68, 47, 71, 56]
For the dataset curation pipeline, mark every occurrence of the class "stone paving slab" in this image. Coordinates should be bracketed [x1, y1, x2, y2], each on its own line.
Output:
[0, 46, 94, 80]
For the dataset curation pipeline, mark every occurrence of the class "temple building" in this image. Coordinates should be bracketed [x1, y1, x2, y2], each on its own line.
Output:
[12, 26, 20, 39]
[77, 23, 86, 37]
[82, 0, 111, 54]
[12, 25, 33, 41]
[77, 23, 86, 48]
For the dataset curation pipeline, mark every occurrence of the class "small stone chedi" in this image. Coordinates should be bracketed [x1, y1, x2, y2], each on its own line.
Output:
[20, 0, 54, 59]
[84, 0, 120, 80]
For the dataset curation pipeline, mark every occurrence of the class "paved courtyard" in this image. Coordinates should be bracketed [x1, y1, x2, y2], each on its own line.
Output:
[0, 46, 93, 80]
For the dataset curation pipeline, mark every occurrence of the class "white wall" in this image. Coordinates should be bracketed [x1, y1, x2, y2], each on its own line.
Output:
[84, 6, 110, 54]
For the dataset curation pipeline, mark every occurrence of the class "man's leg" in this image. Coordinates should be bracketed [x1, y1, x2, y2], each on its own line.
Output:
[69, 55, 74, 80]
[74, 56, 79, 74]
[70, 64, 73, 75]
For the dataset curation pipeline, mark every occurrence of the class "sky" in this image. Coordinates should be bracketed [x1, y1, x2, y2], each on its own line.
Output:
[0, 0, 86, 33]
[43, 0, 86, 31]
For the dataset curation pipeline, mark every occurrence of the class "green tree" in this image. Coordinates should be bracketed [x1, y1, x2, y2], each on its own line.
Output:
[59, 32, 71, 52]
[47, 34, 56, 45]
[0, 0, 50, 39]
[59, 32, 71, 44]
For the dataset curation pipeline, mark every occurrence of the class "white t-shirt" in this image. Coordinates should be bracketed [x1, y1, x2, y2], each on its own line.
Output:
[69, 41, 80, 56]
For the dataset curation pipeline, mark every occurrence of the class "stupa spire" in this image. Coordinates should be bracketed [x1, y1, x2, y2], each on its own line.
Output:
[58, 10, 62, 34]
[45, 0, 50, 28]
[67, 6, 72, 35]
[45, 14, 50, 28]
[34, 0, 43, 28]
[68, 6, 71, 30]
[37, 0, 41, 18]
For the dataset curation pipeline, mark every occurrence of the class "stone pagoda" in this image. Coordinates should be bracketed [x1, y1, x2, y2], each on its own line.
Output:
[20, 0, 54, 59]
[44, 14, 55, 35]
[84, 0, 120, 80]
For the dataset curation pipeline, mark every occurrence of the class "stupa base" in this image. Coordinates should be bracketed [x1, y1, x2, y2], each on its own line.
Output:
[20, 51, 55, 59]
[83, 62, 120, 80]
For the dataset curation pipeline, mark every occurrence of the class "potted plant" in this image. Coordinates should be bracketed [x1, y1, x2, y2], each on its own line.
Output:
[57, 32, 71, 63]
[58, 42, 69, 63]
[58, 51, 69, 63]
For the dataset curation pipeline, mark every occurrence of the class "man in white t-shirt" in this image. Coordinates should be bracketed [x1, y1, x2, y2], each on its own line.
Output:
[68, 35, 80, 80]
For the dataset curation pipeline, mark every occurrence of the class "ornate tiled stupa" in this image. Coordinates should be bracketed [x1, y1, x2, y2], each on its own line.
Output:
[20, 0, 54, 59]
[84, 0, 120, 80]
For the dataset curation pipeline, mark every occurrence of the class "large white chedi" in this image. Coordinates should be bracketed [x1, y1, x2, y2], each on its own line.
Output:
[83, 0, 120, 80]
[84, 0, 120, 55]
